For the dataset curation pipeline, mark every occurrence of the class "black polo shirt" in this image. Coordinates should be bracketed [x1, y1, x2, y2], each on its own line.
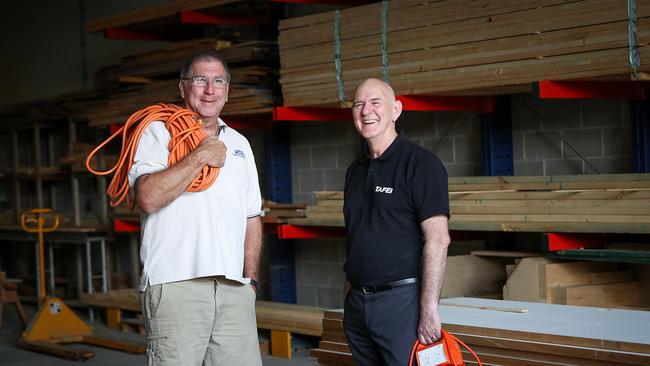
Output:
[343, 134, 449, 286]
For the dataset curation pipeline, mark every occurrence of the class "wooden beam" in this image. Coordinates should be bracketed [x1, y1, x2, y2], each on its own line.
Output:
[271, 330, 292, 359]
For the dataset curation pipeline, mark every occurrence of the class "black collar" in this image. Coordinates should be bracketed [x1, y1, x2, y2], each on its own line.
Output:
[364, 134, 405, 163]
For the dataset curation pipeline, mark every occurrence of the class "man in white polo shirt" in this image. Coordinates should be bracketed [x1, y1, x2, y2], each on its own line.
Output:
[128, 49, 263, 366]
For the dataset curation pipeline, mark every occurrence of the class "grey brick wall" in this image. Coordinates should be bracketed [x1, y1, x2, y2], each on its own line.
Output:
[294, 239, 346, 308]
[511, 95, 633, 175]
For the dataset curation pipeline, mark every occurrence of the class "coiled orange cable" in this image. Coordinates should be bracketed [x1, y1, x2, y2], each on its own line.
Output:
[85, 103, 219, 207]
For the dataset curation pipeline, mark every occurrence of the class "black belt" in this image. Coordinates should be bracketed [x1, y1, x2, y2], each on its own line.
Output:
[352, 277, 419, 294]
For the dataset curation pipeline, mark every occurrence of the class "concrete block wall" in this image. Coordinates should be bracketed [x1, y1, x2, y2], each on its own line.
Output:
[511, 95, 633, 175]
[289, 95, 635, 308]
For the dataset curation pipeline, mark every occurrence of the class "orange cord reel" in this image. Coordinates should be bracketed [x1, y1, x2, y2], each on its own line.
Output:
[409, 329, 482, 366]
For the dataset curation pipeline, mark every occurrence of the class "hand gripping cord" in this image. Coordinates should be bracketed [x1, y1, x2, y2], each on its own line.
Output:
[85, 103, 219, 207]
[408, 329, 482, 366]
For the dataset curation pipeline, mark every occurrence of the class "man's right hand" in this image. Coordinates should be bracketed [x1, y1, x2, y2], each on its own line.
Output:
[197, 137, 227, 168]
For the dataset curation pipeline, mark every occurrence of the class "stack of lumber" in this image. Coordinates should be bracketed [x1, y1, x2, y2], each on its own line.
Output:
[289, 191, 344, 227]
[84, 0, 241, 33]
[262, 200, 306, 224]
[279, 0, 650, 106]
[287, 173, 650, 233]
[313, 298, 650, 366]
[255, 301, 324, 337]
[503, 257, 645, 309]
[67, 41, 279, 126]
[81, 290, 325, 336]
[94, 40, 277, 87]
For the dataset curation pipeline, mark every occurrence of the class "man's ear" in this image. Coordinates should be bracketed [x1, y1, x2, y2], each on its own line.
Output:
[392, 99, 403, 122]
[178, 80, 185, 99]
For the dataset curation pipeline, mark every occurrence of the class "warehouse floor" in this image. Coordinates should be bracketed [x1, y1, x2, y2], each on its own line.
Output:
[0, 305, 316, 366]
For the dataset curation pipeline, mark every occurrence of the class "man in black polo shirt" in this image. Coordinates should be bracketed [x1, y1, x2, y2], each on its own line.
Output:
[343, 78, 451, 365]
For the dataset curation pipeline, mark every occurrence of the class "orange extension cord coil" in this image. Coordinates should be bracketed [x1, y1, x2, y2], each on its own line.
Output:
[409, 329, 482, 366]
[85, 103, 219, 207]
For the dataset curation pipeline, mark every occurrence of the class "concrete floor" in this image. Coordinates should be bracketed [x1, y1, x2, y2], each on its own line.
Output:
[0, 304, 316, 366]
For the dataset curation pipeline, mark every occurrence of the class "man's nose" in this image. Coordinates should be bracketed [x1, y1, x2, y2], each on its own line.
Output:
[204, 82, 215, 94]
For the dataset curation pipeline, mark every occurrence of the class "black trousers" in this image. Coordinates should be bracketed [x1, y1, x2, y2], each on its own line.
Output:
[343, 282, 419, 366]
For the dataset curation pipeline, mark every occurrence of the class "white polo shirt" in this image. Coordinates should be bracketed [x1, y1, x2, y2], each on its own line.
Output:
[128, 119, 262, 290]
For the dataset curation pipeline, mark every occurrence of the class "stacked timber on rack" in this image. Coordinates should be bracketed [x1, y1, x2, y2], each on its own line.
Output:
[313, 298, 650, 366]
[94, 39, 276, 87]
[67, 40, 279, 127]
[278, 0, 650, 106]
[261, 200, 306, 224]
[84, 0, 241, 33]
[289, 191, 345, 227]
[82, 289, 325, 358]
[288, 173, 650, 233]
[503, 257, 645, 309]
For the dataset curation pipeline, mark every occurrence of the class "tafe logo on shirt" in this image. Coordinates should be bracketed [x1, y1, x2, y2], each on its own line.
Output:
[233, 149, 246, 158]
[375, 186, 393, 194]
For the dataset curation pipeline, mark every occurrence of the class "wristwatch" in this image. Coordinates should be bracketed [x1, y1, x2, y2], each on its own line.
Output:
[249, 279, 259, 292]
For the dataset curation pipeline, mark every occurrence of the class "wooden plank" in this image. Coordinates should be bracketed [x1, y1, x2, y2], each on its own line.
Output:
[545, 262, 618, 288]
[587, 270, 632, 284]
[447, 173, 650, 185]
[439, 298, 650, 352]
[17, 340, 94, 361]
[503, 257, 555, 303]
[451, 190, 650, 201]
[310, 348, 356, 365]
[462, 344, 635, 366]
[550, 282, 640, 307]
[453, 332, 650, 365]
[271, 330, 292, 359]
[318, 340, 350, 354]
[449, 220, 650, 234]
[82, 335, 146, 354]
[442, 255, 508, 298]
[471, 250, 540, 258]
[450, 199, 650, 215]
[314, 191, 344, 200]
[106, 307, 121, 330]
[451, 213, 650, 224]
[314, 299, 650, 366]
[255, 300, 324, 337]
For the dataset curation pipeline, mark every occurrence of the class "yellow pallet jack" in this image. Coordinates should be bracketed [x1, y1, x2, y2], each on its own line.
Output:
[16, 208, 145, 360]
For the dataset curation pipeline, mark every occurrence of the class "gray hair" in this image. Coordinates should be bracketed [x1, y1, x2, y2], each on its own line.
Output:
[180, 49, 231, 82]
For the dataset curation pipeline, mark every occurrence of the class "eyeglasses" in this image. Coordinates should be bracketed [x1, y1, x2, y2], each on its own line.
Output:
[182, 76, 229, 89]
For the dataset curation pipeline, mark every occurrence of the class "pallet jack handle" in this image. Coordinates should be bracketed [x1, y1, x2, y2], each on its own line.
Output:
[20, 208, 60, 304]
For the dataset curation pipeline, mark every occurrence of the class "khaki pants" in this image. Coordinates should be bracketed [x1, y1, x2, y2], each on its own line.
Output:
[140, 277, 262, 366]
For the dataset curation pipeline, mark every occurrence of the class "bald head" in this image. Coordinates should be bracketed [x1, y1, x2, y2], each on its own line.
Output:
[354, 78, 396, 102]
[351, 78, 402, 154]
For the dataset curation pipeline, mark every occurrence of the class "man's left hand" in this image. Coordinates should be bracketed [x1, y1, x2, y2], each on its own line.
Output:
[417, 304, 442, 344]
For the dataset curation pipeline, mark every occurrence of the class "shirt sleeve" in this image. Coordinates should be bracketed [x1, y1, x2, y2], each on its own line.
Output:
[128, 122, 170, 188]
[411, 153, 450, 223]
[245, 142, 263, 218]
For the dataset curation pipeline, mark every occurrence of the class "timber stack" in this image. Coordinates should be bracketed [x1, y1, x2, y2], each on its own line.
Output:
[313, 298, 650, 366]
[278, 0, 650, 107]
[68, 40, 279, 127]
[288, 173, 650, 233]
